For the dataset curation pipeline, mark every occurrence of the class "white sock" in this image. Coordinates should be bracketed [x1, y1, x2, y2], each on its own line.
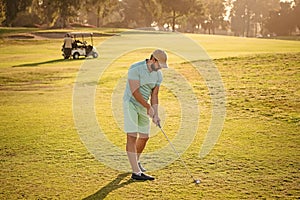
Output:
[134, 172, 142, 176]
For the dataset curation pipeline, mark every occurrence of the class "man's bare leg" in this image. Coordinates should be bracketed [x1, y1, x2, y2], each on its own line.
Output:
[127, 133, 154, 180]
[126, 133, 140, 174]
[136, 133, 149, 161]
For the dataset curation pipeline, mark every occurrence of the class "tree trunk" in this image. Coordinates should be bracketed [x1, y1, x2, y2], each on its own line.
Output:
[97, 6, 101, 28]
[254, 21, 257, 36]
[246, 15, 250, 37]
[172, 10, 176, 32]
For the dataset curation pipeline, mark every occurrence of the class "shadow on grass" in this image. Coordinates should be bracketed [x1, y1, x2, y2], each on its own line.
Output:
[12, 58, 85, 67]
[83, 173, 134, 200]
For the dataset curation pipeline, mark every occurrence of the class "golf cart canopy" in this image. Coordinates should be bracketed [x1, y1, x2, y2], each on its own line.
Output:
[68, 32, 95, 46]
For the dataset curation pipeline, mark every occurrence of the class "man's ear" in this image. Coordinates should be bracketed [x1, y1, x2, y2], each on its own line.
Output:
[149, 58, 155, 64]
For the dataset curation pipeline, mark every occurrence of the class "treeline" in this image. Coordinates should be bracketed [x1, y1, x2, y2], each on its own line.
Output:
[0, 0, 299, 36]
[230, 0, 300, 37]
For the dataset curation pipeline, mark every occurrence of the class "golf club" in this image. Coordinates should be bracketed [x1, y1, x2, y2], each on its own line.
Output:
[158, 123, 201, 184]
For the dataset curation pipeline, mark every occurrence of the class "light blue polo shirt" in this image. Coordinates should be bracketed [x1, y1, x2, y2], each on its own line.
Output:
[123, 60, 163, 107]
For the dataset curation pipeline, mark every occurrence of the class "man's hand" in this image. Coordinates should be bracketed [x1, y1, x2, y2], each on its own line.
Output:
[152, 115, 161, 126]
[147, 105, 155, 118]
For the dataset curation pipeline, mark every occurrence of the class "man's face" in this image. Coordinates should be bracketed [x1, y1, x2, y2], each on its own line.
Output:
[151, 59, 162, 72]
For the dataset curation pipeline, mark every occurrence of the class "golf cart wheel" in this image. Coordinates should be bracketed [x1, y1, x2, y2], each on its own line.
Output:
[73, 52, 80, 59]
[92, 52, 98, 58]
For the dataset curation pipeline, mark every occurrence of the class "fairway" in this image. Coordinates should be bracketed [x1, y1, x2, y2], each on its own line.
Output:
[0, 29, 299, 199]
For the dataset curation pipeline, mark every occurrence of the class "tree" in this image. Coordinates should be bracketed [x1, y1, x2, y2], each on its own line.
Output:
[266, 2, 295, 36]
[202, 0, 226, 34]
[230, 0, 280, 37]
[251, 0, 280, 36]
[2, 0, 31, 26]
[159, 0, 195, 31]
[0, 0, 5, 25]
[230, 0, 247, 36]
[121, 0, 142, 28]
[84, 0, 118, 27]
[292, 0, 300, 30]
[120, 0, 160, 28]
[139, 0, 161, 27]
[1, 0, 82, 27]
[55, 0, 81, 28]
[184, 0, 205, 33]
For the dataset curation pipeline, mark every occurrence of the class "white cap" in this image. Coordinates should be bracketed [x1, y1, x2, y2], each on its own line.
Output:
[152, 49, 168, 68]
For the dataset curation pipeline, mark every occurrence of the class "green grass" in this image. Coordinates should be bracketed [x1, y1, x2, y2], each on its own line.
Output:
[0, 28, 299, 199]
[188, 34, 300, 58]
[0, 27, 39, 36]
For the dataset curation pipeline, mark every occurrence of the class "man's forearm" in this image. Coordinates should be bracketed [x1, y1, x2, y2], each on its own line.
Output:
[151, 86, 160, 116]
[132, 91, 151, 109]
[151, 94, 158, 116]
[129, 79, 151, 110]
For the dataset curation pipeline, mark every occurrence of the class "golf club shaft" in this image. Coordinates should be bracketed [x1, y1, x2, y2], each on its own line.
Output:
[158, 124, 196, 182]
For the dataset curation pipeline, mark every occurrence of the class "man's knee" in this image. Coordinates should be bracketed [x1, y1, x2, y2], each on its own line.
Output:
[138, 133, 149, 140]
[127, 133, 138, 143]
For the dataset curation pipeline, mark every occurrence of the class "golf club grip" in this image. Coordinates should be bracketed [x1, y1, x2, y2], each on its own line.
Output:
[157, 123, 162, 129]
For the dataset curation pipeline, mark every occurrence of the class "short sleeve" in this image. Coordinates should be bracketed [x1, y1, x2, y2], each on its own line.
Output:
[128, 67, 140, 80]
[156, 71, 163, 86]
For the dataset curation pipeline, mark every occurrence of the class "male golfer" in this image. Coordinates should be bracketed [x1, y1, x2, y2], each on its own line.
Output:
[123, 49, 168, 181]
[63, 33, 73, 59]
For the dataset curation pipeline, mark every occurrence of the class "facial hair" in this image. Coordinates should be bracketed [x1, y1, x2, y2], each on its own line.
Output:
[151, 63, 158, 71]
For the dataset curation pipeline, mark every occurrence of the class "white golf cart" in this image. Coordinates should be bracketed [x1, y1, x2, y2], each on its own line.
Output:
[62, 32, 98, 59]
